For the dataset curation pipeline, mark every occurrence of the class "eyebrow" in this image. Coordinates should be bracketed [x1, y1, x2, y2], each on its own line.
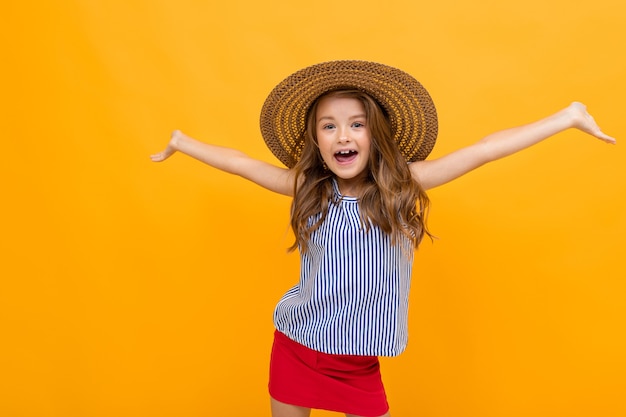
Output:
[317, 114, 367, 122]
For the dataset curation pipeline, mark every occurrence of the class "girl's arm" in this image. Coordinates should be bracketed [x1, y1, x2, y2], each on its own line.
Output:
[410, 102, 615, 190]
[151, 130, 296, 196]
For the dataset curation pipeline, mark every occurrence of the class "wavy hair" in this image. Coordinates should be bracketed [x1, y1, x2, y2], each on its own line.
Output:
[289, 89, 431, 253]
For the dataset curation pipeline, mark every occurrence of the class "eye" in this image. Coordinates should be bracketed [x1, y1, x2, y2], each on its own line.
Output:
[322, 124, 336, 130]
[352, 122, 365, 128]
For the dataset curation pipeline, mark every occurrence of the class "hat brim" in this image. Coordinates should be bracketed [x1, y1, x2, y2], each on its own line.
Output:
[260, 60, 438, 168]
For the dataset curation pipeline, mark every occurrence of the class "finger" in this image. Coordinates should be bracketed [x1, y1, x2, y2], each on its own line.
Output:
[601, 134, 616, 144]
[593, 129, 616, 144]
[150, 152, 165, 161]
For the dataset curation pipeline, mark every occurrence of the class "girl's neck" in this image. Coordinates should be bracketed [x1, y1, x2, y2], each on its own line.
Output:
[335, 177, 366, 198]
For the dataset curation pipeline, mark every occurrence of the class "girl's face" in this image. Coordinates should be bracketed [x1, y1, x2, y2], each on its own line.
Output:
[315, 96, 372, 195]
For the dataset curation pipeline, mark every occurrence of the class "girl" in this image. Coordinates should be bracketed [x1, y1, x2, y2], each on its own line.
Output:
[151, 61, 615, 417]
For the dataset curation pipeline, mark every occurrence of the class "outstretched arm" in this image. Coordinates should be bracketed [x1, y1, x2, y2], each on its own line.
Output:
[151, 130, 295, 196]
[410, 102, 615, 190]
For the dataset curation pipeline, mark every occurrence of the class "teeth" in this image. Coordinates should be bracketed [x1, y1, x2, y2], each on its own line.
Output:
[337, 150, 354, 155]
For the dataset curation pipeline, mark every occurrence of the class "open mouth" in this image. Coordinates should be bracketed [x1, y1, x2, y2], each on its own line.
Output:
[334, 150, 358, 163]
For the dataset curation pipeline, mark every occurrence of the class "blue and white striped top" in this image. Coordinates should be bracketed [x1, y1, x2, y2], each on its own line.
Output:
[273, 181, 414, 357]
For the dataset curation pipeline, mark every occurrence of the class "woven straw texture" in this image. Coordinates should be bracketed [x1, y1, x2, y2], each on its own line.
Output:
[259, 60, 438, 168]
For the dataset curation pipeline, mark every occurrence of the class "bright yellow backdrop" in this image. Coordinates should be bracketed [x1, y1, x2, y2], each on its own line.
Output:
[2, 1, 625, 416]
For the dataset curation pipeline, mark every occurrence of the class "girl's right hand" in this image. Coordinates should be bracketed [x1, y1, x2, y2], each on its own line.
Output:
[150, 130, 182, 162]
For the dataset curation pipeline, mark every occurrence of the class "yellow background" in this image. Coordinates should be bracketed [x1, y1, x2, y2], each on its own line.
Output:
[2, 1, 625, 416]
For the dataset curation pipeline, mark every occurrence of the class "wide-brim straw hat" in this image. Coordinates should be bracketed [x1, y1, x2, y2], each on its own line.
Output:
[260, 60, 438, 168]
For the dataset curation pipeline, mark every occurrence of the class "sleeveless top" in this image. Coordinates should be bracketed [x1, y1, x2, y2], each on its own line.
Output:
[273, 180, 414, 357]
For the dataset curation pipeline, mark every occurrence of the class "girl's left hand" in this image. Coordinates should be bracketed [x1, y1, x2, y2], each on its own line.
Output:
[567, 102, 616, 144]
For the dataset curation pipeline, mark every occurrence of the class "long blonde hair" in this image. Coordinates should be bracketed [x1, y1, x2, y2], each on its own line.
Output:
[289, 89, 431, 253]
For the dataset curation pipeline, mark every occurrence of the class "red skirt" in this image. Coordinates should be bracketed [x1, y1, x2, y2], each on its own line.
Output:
[268, 330, 389, 417]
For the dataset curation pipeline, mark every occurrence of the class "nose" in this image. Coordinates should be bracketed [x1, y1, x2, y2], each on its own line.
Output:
[338, 128, 350, 143]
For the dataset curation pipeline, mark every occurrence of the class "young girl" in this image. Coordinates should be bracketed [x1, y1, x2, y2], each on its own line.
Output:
[151, 61, 615, 417]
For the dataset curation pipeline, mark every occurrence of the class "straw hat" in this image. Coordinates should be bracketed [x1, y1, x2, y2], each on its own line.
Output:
[259, 60, 438, 168]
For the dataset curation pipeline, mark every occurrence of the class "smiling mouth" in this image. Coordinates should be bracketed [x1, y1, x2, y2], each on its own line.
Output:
[334, 150, 358, 163]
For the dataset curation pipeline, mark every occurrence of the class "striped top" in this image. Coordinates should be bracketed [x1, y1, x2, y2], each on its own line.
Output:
[273, 181, 414, 357]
